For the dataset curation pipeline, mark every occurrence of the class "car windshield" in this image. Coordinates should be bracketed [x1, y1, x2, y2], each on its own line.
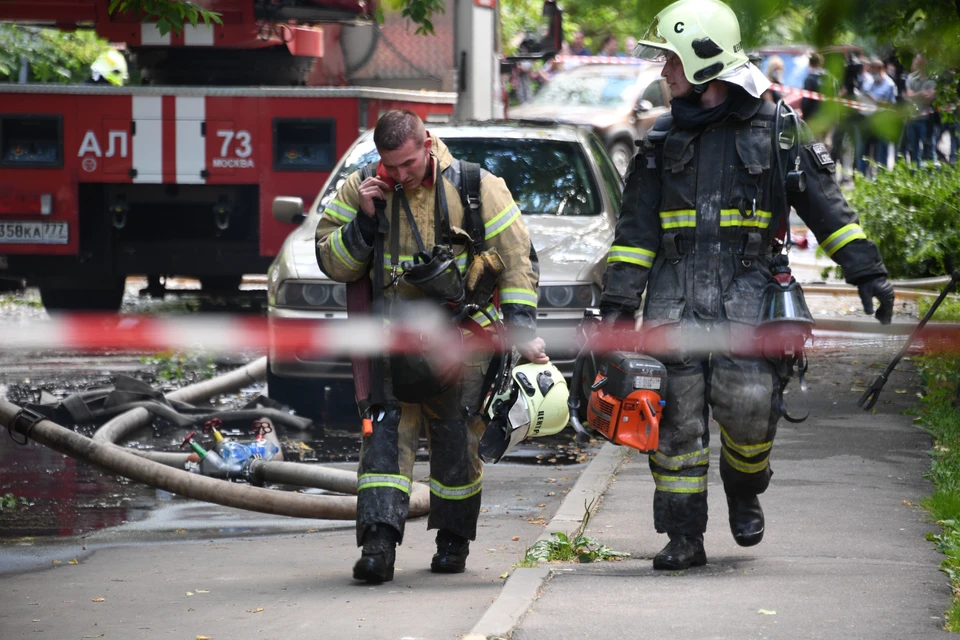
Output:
[318, 136, 601, 216]
[529, 69, 638, 108]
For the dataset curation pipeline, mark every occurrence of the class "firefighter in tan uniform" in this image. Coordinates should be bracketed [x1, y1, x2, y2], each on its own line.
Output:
[316, 110, 546, 583]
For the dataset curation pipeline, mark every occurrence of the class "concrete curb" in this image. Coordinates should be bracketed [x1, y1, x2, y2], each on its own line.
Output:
[466, 442, 627, 640]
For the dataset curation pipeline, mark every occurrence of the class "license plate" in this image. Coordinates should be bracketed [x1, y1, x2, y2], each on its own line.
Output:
[634, 375, 661, 390]
[0, 221, 68, 245]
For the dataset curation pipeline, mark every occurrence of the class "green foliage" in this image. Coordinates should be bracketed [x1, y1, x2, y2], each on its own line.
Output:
[0, 292, 42, 308]
[848, 161, 960, 279]
[0, 26, 110, 83]
[107, 0, 222, 36]
[140, 350, 215, 382]
[915, 353, 960, 630]
[0, 493, 28, 512]
[524, 500, 629, 563]
[918, 295, 960, 323]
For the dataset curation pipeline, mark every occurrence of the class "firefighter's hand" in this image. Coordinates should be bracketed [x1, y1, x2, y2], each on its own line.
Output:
[858, 276, 895, 325]
[358, 177, 391, 217]
[517, 337, 549, 364]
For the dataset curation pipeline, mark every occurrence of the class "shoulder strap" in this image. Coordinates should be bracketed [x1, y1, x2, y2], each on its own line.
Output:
[645, 112, 673, 182]
[771, 100, 799, 244]
[445, 159, 485, 254]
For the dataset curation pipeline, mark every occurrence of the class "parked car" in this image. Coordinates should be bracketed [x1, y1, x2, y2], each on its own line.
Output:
[266, 121, 622, 419]
[509, 62, 670, 176]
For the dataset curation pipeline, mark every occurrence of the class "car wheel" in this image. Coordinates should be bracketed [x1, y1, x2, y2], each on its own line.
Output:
[266, 366, 326, 422]
[608, 140, 635, 178]
[39, 278, 126, 312]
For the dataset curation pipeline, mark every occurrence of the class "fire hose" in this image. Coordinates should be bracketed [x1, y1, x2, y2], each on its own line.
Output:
[0, 355, 429, 520]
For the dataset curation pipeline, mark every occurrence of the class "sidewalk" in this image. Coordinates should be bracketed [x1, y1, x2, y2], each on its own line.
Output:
[470, 343, 952, 639]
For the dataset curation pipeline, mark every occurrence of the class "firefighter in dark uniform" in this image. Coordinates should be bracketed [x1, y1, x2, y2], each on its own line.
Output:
[600, 0, 895, 570]
[316, 111, 546, 583]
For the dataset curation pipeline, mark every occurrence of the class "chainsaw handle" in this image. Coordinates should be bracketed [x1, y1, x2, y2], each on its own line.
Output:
[640, 398, 660, 432]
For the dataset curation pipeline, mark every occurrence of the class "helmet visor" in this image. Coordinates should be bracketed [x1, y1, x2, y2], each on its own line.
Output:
[635, 44, 669, 62]
[634, 17, 671, 61]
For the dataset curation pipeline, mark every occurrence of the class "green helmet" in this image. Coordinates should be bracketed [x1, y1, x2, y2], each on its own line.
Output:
[634, 0, 748, 86]
[479, 362, 570, 464]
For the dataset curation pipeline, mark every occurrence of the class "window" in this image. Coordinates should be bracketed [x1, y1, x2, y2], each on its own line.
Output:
[273, 119, 336, 172]
[0, 115, 63, 169]
[318, 136, 602, 216]
[640, 79, 665, 108]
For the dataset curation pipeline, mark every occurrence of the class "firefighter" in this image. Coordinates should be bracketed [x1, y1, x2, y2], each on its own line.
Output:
[315, 110, 546, 583]
[599, 0, 895, 570]
[88, 50, 129, 86]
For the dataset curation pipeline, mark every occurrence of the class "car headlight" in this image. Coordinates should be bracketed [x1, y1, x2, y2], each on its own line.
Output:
[538, 285, 598, 309]
[276, 281, 347, 309]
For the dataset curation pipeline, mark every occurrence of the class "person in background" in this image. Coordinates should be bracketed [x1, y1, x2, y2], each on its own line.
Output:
[87, 49, 128, 86]
[801, 53, 827, 121]
[762, 55, 784, 103]
[625, 36, 638, 57]
[570, 29, 591, 56]
[904, 53, 939, 167]
[599, 35, 620, 58]
[861, 57, 898, 172]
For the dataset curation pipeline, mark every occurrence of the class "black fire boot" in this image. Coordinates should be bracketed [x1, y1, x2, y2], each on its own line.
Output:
[353, 525, 398, 583]
[652, 533, 707, 570]
[430, 530, 470, 574]
[726, 493, 765, 547]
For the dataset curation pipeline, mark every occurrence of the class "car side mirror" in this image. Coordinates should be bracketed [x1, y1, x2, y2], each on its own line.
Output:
[273, 196, 305, 225]
[635, 99, 654, 113]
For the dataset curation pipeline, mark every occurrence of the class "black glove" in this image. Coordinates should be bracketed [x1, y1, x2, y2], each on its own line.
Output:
[599, 302, 632, 328]
[857, 276, 895, 325]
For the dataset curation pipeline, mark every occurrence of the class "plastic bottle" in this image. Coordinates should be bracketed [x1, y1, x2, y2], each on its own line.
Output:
[248, 420, 280, 459]
[219, 439, 254, 464]
[208, 424, 254, 464]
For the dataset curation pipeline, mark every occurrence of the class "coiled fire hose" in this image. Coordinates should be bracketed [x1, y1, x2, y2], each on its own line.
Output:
[1, 356, 429, 520]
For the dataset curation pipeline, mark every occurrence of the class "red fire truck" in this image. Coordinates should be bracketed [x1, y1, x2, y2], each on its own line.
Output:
[0, 0, 509, 310]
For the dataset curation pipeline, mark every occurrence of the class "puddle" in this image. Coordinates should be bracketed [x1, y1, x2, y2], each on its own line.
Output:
[0, 375, 596, 540]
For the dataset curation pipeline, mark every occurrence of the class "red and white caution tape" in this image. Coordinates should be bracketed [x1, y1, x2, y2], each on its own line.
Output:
[1, 312, 959, 359]
[769, 83, 880, 113]
[552, 55, 648, 66]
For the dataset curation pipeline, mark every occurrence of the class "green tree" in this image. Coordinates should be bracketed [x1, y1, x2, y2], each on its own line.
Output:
[0, 26, 110, 83]
[107, 0, 222, 36]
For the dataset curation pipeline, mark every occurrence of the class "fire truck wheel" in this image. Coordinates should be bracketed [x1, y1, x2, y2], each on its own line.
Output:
[266, 367, 327, 422]
[39, 279, 126, 312]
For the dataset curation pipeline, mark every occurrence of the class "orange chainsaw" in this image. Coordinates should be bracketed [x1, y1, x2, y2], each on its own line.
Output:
[568, 314, 666, 452]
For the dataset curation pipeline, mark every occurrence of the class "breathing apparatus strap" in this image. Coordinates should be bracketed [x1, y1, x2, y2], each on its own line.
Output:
[460, 160, 484, 254]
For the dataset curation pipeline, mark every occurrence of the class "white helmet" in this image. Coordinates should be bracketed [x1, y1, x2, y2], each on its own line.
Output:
[634, 0, 749, 86]
[91, 50, 129, 86]
[479, 362, 570, 463]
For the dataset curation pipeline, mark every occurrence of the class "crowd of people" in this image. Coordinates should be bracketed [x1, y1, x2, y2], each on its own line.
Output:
[761, 50, 957, 177]
[507, 27, 957, 176]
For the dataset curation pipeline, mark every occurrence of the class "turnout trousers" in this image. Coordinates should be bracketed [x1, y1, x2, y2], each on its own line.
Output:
[355, 353, 488, 545]
[648, 327, 780, 536]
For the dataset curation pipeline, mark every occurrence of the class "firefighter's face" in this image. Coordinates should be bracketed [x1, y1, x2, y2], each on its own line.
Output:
[380, 136, 433, 190]
[662, 52, 693, 99]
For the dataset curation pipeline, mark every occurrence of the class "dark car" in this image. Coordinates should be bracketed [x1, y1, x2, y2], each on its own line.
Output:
[509, 62, 670, 176]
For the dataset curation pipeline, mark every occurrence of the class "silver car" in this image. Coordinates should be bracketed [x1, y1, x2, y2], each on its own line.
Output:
[509, 62, 671, 177]
[266, 121, 622, 419]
